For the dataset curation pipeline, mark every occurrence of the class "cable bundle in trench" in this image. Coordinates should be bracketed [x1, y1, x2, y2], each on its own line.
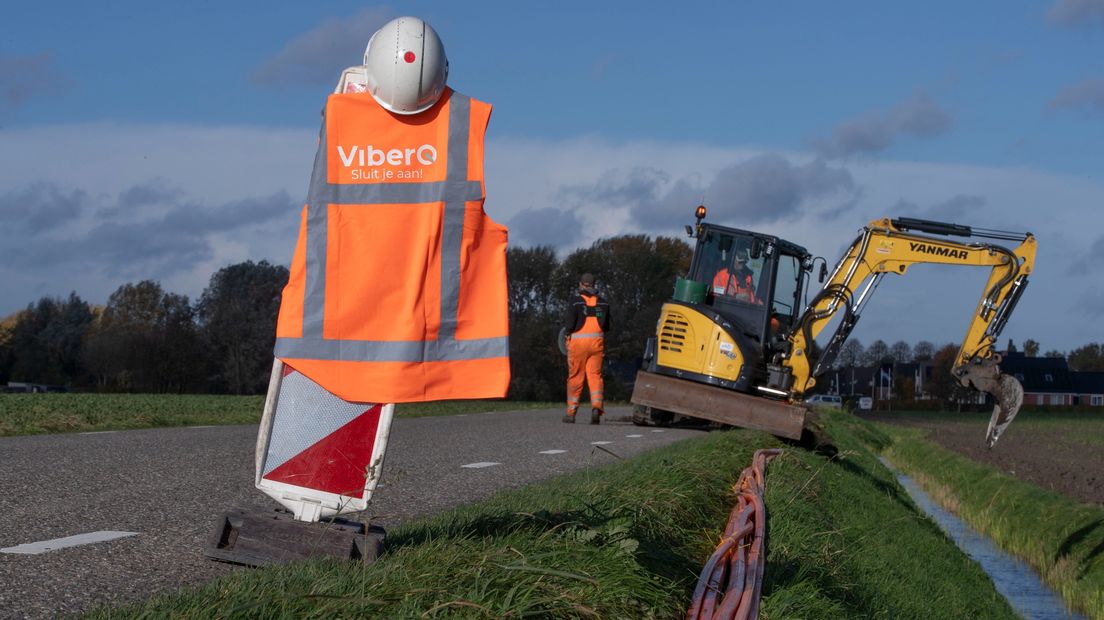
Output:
[686, 448, 783, 620]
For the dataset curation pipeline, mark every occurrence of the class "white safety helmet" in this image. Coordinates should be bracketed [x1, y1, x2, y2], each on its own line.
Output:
[362, 16, 448, 115]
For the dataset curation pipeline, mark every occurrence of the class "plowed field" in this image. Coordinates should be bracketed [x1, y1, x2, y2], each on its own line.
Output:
[864, 411, 1103, 507]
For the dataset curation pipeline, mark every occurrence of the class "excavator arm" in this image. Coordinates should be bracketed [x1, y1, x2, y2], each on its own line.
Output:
[781, 217, 1036, 447]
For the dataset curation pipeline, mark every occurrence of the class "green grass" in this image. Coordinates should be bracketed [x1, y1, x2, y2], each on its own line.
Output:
[761, 414, 1015, 619]
[0, 393, 264, 436]
[877, 422, 1104, 620]
[89, 415, 1017, 619]
[0, 393, 560, 437]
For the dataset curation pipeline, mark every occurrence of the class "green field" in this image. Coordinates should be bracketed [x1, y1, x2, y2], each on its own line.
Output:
[875, 407, 1104, 433]
[88, 413, 1025, 619]
[0, 393, 560, 437]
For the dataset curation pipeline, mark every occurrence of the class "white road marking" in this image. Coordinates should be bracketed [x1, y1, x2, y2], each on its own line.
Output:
[539, 450, 566, 455]
[461, 462, 502, 469]
[79, 431, 117, 435]
[651, 430, 666, 433]
[626, 434, 644, 438]
[187, 426, 216, 429]
[1, 531, 139, 555]
[590, 441, 612, 445]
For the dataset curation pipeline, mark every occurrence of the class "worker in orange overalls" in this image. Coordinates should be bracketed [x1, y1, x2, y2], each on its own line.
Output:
[562, 273, 612, 424]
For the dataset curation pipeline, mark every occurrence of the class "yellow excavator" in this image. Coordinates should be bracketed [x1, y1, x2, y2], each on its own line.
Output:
[630, 206, 1036, 448]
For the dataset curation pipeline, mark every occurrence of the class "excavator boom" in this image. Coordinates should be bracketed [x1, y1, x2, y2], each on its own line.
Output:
[783, 217, 1036, 447]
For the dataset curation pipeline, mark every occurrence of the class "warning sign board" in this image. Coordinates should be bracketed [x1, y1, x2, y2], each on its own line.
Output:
[255, 360, 393, 521]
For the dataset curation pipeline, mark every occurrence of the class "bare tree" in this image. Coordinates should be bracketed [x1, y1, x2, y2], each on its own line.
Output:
[836, 339, 865, 368]
[863, 339, 890, 366]
[889, 340, 912, 364]
[912, 340, 935, 362]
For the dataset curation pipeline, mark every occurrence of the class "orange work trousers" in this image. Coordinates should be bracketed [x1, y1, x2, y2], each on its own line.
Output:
[566, 335, 604, 416]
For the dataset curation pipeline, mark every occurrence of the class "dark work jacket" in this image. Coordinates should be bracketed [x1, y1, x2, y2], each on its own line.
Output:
[563, 290, 612, 334]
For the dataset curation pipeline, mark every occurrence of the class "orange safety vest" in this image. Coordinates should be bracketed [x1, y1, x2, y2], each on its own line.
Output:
[275, 89, 509, 403]
[712, 268, 758, 303]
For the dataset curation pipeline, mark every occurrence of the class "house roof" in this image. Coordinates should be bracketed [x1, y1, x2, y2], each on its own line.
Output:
[999, 351, 1073, 392]
[1071, 371, 1104, 394]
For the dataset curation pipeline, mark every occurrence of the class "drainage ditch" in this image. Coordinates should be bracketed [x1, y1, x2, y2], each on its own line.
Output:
[880, 457, 1087, 620]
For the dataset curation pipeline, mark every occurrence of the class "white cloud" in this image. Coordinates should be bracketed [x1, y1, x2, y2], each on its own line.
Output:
[1050, 77, 1104, 116]
[1047, 0, 1104, 28]
[0, 123, 313, 310]
[2, 122, 1102, 353]
[0, 52, 60, 109]
[808, 92, 954, 158]
[252, 8, 395, 88]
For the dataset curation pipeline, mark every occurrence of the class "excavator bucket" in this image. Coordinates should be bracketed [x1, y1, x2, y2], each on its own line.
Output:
[984, 373, 1024, 448]
[956, 358, 1024, 448]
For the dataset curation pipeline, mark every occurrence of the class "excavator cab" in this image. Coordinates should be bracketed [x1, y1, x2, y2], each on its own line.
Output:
[686, 225, 811, 363]
[633, 218, 814, 437]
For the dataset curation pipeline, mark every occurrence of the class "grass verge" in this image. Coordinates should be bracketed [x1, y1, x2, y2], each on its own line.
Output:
[878, 422, 1104, 620]
[0, 394, 560, 437]
[91, 415, 1016, 619]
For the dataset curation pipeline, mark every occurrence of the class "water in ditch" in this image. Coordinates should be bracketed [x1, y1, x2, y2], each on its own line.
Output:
[880, 458, 1087, 620]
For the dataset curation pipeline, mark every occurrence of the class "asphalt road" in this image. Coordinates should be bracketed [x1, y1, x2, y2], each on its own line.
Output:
[0, 406, 705, 618]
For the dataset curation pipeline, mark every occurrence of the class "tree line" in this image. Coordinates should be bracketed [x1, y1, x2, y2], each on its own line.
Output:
[0, 261, 288, 394]
[3, 238, 1102, 399]
[833, 336, 1104, 372]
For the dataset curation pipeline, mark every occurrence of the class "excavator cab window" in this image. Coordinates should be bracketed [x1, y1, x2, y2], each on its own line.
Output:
[695, 232, 763, 303]
[771, 254, 801, 326]
[691, 229, 771, 340]
[769, 254, 803, 351]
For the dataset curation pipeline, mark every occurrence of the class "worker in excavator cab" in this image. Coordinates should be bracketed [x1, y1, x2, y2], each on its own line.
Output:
[562, 273, 612, 425]
[713, 248, 759, 304]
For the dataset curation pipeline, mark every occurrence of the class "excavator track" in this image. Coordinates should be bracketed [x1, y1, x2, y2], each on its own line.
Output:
[631, 370, 807, 439]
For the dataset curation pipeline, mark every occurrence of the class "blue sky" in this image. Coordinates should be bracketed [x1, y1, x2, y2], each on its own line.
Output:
[2, 1, 1103, 353]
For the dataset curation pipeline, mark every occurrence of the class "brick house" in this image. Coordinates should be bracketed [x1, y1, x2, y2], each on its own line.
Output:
[999, 351, 1075, 407]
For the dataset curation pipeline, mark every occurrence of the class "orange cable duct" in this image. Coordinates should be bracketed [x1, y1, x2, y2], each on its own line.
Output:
[686, 448, 783, 620]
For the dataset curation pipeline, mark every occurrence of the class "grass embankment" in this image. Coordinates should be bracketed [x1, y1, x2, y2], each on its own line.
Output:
[880, 421, 1104, 620]
[92, 415, 1015, 619]
[0, 394, 559, 437]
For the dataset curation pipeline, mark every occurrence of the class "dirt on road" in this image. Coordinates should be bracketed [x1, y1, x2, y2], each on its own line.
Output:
[864, 412, 1103, 507]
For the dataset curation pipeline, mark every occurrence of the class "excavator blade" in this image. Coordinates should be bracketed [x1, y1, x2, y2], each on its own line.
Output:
[956, 359, 1024, 448]
[630, 370, 807, 439]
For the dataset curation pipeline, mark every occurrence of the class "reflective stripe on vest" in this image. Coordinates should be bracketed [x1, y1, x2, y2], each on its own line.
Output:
[274, 90, 509, 402]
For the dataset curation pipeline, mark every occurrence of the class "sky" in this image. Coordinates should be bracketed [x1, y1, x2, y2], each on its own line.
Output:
[2, 1, 1103, 354]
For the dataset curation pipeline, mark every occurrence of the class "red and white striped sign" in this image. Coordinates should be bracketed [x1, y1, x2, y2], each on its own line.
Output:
[254, 360, 393, 521]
